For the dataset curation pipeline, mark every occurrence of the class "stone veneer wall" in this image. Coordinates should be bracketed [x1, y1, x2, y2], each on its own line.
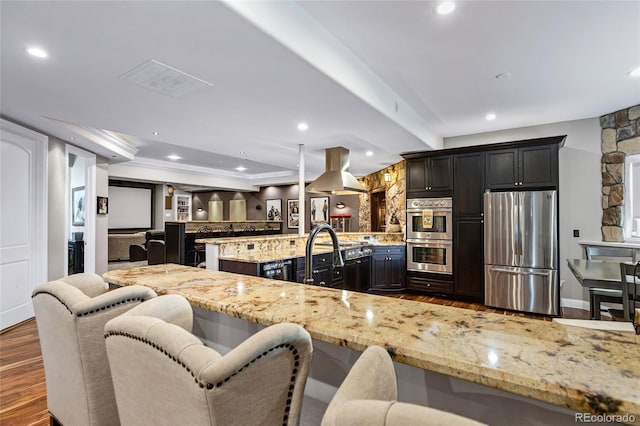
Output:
[600, 104, 640, 241]
[358, 160, 406, 232]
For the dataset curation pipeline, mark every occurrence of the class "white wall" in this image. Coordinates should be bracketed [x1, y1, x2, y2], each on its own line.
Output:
[444, 117, 602, 302]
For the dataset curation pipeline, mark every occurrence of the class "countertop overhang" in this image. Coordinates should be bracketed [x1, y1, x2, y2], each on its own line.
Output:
[103, 264, 640, 422]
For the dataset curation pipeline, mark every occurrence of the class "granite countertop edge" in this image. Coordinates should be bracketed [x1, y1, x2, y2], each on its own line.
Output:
[102, 265, 640, 423]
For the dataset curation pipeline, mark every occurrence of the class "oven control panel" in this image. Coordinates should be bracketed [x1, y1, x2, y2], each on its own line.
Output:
[408, 198, 452, 209]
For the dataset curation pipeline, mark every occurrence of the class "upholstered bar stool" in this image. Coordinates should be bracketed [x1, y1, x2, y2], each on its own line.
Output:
[32, 273, 157, 426]
[105, 295, 313, 426]
[322, 346, 485, 426]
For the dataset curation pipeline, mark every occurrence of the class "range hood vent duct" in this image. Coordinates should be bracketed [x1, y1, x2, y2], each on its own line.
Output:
[306, 147, 368, 195]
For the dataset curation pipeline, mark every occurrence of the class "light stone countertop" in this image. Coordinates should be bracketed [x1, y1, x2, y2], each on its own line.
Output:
[103, 264, 640, 423]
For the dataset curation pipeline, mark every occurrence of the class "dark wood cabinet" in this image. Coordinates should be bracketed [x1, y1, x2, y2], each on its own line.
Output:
[453, 219, 484, 300]
[453, 152, 484, 217]
[219, 259, 259, 276]
[407, 155, 453, 196]
[344, 256, 371, 292]
[485, 144, 558, 190]
[68, 240, 84, 275]
[406, 275, 452, 294]
[370, 246, 405, 292]
[308, 253, 333, 287]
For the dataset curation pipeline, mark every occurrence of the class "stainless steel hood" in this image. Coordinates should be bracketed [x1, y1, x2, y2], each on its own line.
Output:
[306, 147, 368, 195]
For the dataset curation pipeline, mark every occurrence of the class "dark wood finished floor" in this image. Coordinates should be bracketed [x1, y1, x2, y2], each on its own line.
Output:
[0, 294, 590, 425]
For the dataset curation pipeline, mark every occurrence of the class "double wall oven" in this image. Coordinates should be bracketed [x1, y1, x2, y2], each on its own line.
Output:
[406, 197, 452, 274]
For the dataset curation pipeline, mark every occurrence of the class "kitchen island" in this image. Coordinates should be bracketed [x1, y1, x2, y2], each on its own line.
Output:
[103, 264, 640, 425]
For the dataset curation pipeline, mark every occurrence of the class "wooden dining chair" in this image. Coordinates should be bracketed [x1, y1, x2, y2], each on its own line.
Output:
[609, 262, 640, 323]
[584, 246, 634, 319]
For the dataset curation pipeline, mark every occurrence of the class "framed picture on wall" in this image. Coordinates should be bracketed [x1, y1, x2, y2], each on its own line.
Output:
[72, 186, 85, 226]
[310, 196, 329, 226]
[266, 199, 282, 221]
[287, 199, 299, 229]
[97, 196, 108, 215]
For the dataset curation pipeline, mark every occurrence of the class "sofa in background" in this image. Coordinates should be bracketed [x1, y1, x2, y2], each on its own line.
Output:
[108, 232, 146, 262]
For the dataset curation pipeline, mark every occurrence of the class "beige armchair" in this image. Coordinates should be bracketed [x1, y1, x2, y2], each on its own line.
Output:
[322, 346, 485, 426]
[105, 297, 313, 426]
[32, 273, 157, 426]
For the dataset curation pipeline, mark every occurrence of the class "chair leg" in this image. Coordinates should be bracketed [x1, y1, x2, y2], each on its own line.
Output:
[50, 413, 62, 426]
[590, 293, 601, 320]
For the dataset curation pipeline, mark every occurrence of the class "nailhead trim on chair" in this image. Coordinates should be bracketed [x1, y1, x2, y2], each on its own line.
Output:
[32, 292, 147, 317]
[104, 331, 301, 425]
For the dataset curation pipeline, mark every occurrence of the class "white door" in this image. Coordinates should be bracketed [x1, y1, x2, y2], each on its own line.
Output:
[0, 120, 47, 330]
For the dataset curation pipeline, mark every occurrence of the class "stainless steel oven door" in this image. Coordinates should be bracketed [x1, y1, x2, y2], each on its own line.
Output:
[406, 208, 452, 240]
[406, 239, 453, 274]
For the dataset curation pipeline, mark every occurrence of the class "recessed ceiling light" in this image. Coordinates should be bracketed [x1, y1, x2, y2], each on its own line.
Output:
[366, 151, 374, 156]
[297, 122, 309, 132]
[152, 131, 159, 136]
[434, 1, 455, 15]
[486, 113, 497, 121]
[628, 67, 640, 77]
[235, 166, 247, 172]
[167, 154, 181, 161]
[26, 46, 48, 58]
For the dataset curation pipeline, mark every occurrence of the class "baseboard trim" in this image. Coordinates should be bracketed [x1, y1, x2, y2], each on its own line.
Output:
[560, 298, 589, 310]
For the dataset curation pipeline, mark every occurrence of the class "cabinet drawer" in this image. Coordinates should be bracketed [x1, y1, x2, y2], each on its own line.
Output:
[406, 276, 452, 294]
[313, 254, 332, 267]
[373, 246, 404, 256]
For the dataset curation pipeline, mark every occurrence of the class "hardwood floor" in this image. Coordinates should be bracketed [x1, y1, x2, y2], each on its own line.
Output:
[0, 294, 590, 425]
[0, 319, 48, 426]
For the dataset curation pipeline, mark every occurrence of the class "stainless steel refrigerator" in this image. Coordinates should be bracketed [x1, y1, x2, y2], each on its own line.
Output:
[484, 190, 559, 315]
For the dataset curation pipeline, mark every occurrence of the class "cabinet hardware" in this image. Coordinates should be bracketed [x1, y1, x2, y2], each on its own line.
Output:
[426, 283, 431, 287]
[313, 269, 319, 274]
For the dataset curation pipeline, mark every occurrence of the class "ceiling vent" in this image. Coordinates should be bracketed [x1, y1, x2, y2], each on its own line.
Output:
[119, 59, 213, 98]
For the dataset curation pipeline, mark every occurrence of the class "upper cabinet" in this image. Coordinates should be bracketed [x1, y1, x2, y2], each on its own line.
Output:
[485, 144, 559, 190]
[406, 155, 453, 196]
[453, 152, 484, 217]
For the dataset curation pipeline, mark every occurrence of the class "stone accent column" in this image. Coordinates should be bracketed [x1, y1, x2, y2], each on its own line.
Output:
[599, 104, 640, 241]
[358, 161, 406, 233]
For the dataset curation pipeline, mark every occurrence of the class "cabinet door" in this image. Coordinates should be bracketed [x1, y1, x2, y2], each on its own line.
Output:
[427, 155, 453, 192]
[357, 257, 371, 293]
[387, 255, 406, 289]
[313, 266, 332, 287]
[407, 158, 428, 192]
[370, 255, 388, 290]
[519, 145, 558, 188]
[454, 152, 484, 217]
[454, 219, 484, 300]
[344, 261, 358, 291]
[485, 148, 518, 190]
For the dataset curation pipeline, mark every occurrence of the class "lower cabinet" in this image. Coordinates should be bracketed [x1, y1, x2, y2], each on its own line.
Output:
[344, 256, 371, 292]
[370, 246, 405, 292]
[295, 253, 334, 287]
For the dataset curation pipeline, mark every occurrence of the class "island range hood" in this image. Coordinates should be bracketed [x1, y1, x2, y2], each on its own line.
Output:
[306, 147, 368, 195]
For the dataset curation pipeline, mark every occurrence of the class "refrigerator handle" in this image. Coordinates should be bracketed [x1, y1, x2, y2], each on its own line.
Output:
[489, 267, 551, 277]
[517, 192, 524, 262]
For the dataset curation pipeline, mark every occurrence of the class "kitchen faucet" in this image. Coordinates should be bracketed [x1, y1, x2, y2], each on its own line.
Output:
[304, 224, 344, 285]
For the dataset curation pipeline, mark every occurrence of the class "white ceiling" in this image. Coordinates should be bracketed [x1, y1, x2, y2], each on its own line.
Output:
[1, 1, 639, 190]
